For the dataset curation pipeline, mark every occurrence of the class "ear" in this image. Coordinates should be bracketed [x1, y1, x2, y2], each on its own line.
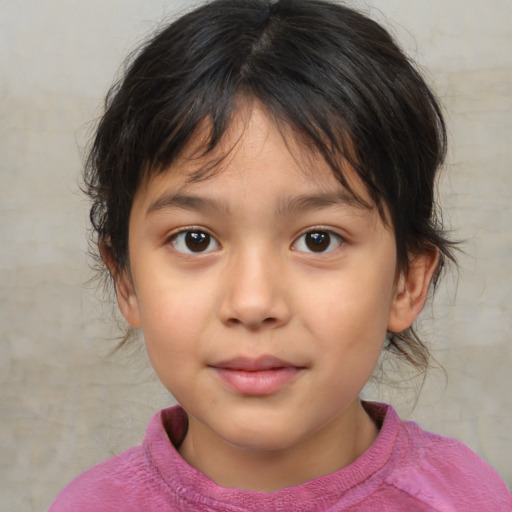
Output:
[387, 248, 439, 333]
[100, 239, 141, 328]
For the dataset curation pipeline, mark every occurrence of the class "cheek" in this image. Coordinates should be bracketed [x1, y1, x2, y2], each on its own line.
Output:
[141, 306, 204, 399]
[300, 265, 394, 391]
[134, 276, 214, 374]
[135, 258, 214, 328]
[302, 269, 394, 340]
[141, 296, 206, 347]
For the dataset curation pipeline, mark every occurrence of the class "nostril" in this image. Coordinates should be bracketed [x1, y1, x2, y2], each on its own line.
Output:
[225, 316, 278, 329]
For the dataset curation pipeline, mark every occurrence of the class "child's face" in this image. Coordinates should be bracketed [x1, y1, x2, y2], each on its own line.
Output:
[115, 104, 419, 460]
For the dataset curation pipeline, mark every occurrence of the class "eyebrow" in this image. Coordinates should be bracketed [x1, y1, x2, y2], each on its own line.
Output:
[146, 193, 231, 216]
[146, 190, 371, 217]
[276, 191, 372, 217]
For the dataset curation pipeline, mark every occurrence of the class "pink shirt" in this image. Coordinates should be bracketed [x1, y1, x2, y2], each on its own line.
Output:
[49, 402, 511, 511]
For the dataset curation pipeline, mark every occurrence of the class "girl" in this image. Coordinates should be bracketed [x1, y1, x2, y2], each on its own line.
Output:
[50, 0, 511, 510]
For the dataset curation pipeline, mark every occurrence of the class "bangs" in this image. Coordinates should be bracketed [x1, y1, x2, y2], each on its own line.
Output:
[86, 0, 455, 369]
[141, 91, 374, 218]
[88, 0, 448, 269]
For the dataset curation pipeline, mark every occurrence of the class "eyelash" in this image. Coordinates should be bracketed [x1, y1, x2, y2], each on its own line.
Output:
[167, 227, 344, 255]
[168, 228, 220, 255]
[292, 229, 343, 254]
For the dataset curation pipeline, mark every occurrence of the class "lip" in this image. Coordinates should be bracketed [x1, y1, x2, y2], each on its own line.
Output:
[209, 356, 305, 396]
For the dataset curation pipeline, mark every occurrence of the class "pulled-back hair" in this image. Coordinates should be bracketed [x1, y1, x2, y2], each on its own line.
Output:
[86, 0, 455, 370]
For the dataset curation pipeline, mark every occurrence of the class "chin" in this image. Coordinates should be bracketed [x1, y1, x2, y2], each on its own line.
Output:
[223, 430, 297, 453]
[216, 416, 303, 453]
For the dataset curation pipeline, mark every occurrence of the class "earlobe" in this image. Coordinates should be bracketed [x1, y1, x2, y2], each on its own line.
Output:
[387, 248, 439, 333]
[114, 270, 142, 328]
[99, 240, 141, 328]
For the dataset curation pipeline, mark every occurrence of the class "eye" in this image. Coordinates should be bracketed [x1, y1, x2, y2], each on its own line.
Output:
[170, 230, 220, 254]
[293, 230, 342, 253]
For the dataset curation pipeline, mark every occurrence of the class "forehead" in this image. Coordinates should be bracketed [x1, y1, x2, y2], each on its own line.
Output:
[136, 103, 374, 211]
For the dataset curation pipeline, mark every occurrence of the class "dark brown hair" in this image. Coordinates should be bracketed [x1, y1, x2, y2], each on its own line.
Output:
[85, 0, 455, 370]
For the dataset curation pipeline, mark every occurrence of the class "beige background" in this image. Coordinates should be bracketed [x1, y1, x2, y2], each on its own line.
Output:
[1, 1, 510, 510]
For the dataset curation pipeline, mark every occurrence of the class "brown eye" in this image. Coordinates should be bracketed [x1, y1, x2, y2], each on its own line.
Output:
[306, 232, 329, 252]
[293, 230, 342, 253]
[185, 231, 210, 252]
[171, 230, 220, 254]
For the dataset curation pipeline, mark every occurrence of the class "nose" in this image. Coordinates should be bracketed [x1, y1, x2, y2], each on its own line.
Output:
[218, 248, 291, 330]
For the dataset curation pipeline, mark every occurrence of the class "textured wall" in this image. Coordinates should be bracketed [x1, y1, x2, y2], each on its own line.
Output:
[0, 1, 510, 510]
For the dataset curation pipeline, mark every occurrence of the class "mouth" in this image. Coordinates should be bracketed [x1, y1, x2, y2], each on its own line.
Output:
[209, 356, 305, 396]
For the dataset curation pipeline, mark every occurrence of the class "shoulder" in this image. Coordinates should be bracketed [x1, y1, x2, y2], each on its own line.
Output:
[386, 413, 512, 511]
[47, 445, 152, 512]
[47, 406, 186, 512]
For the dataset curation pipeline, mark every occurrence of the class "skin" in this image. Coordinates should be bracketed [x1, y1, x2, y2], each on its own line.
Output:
[110, 104, 438, 492]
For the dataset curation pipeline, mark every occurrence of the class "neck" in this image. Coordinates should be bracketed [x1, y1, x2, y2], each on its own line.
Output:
[178, 400, 379, 492]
